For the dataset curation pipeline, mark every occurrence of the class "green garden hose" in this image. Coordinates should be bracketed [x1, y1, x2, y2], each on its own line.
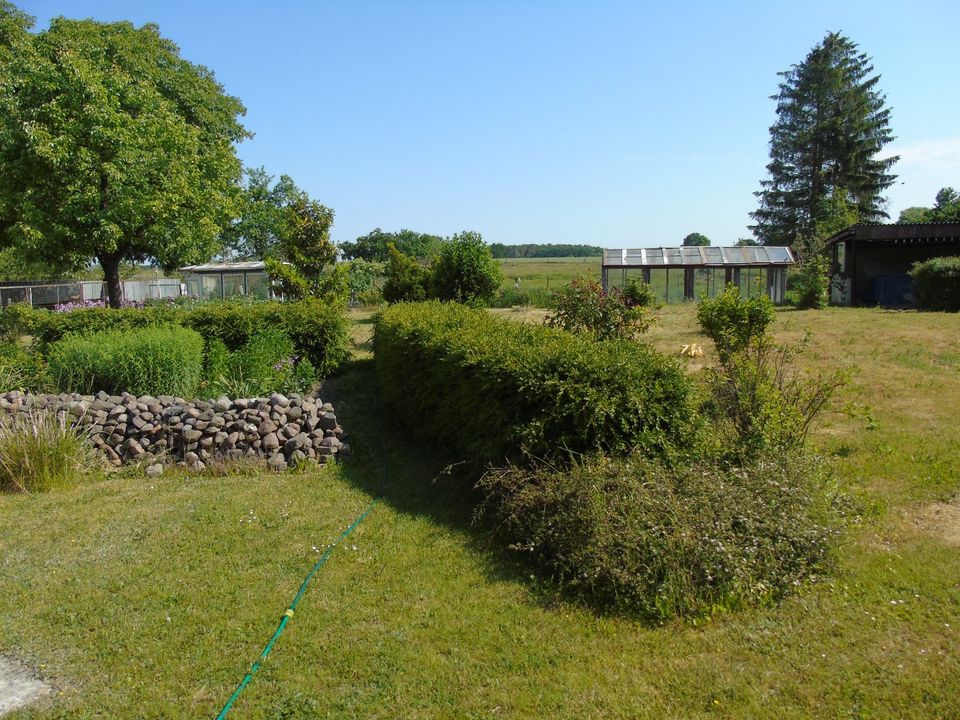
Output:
[214, 496, 379, 719]
[215, 399, 386, 718]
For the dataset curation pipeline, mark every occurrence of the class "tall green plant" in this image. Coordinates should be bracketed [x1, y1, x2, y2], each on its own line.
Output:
[0, 408, 98, 493]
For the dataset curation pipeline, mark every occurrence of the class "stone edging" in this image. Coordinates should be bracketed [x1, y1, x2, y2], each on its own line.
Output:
[0, 390, 349, 471]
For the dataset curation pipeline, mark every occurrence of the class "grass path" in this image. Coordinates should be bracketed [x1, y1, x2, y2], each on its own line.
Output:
[0, 306, 958, 718]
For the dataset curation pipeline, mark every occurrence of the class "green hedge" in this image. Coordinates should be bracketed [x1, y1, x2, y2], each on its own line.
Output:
[910, 256, 960, 311]
[373, 301, 694, 465]
[8, 299, 350, 377]
[47, 325, 204, 398]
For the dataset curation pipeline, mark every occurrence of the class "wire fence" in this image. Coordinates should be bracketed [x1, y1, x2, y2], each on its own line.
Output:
[0, 278, 183, 309]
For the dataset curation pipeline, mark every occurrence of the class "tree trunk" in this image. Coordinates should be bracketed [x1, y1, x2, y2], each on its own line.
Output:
[99, 254, 123, 308]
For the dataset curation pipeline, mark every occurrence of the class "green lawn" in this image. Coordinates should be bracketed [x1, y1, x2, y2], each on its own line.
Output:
[2, 305, 959, 718]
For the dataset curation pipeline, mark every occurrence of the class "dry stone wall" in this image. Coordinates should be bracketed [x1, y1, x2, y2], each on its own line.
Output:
[0, 390, 349, 471]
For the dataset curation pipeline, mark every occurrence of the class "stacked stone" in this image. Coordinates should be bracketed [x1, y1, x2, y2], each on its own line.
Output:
[0, 390, 349, 470]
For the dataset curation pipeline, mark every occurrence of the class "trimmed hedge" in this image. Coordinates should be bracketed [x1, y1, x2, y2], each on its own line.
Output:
[47, 325, 204, 398]
[7, 299, 350, 377]
[182, 300, 349, 376]
[910, 256, 960, 311]
[373, 301, 694, 465]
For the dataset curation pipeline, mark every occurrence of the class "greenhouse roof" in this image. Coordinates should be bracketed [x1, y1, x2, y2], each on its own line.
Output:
[602, 246, 794, 268]
[180, 261, 267, 273]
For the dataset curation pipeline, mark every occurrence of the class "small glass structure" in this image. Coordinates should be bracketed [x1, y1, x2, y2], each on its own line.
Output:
[181, 262, 277, 301]
[601, 246, 794, 304]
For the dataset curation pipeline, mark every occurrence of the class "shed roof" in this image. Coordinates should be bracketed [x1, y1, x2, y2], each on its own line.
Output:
[824, 222, 960, 246]
[602, 246, 793, 268]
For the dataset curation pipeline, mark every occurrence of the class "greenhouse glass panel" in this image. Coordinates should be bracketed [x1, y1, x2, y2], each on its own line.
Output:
[201, 275, 222, 300]
[222, 274, 245, 298]
[246, 273, 270, 299]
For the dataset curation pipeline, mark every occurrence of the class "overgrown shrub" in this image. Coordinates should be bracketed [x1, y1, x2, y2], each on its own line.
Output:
[382, 242, 431, 303]
[429, 232, 503, 307]
[47, 325, 204, 398]
[547, 277, 656, 340]
[698, 285, 846, 460]
[205, 329, 315, 398]
[792, 252, 830, 309]
[910, 256, 960, 311]
[374, 302, 694, 466]
[702, 334, 847, 460]
[0, 345, 47, 392]
[696, 284, 774, 356]
[623, 277, 661, 308]
[0, 302, 40, 343]
[478, 451, 843, 619]
[0, 408, 99, 493]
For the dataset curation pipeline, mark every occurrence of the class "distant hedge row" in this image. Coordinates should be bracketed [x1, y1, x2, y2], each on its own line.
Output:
[3, 299, 350, 377]
[373, 301, 694, 466]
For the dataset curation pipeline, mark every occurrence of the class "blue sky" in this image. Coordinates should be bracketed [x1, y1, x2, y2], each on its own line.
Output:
[20, 0, 960, 248]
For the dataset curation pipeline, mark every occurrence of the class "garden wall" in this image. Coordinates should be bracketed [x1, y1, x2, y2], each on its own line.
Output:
[0, 390, 348, 470]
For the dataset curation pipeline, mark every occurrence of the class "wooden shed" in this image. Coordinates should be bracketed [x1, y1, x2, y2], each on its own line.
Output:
[601, 246, 794, 304]
[824, 223, 960, 306]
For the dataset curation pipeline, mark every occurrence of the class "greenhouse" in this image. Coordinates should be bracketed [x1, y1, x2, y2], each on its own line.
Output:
[601, 246, 794, 304]
[180, 261, 272, 300]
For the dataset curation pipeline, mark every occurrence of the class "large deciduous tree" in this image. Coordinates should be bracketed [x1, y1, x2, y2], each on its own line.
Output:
[897, 187, 960, 224]
[340, 228, 443, 262]
[682, 232, 710, 247]
[219, 167, 299, 261]
[0, 5, 249, 306]
[750, 32, 897, 249]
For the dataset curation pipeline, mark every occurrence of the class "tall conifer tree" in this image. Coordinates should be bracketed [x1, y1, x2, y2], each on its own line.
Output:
[750, 32, 898, 248]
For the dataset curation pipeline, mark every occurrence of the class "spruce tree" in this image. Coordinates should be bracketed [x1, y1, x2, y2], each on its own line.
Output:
[750, 32, 898, 248]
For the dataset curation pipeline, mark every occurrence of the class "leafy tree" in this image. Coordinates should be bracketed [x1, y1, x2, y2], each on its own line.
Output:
[0, 7, 249, 307]
[430, 231, 503, 306]
[340, 228, 442, 262]
[750, 32, 897, 248]
[736, 237, 760, 247]
[682, 232, 711, 247]
[220, 168, 299, 261]
[265, 195, 344, 302]
[896, 187, 960, 224]
[898, 206, 930, 223]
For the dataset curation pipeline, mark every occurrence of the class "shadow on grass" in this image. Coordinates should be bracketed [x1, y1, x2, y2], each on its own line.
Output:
[317, 356, 566, 611]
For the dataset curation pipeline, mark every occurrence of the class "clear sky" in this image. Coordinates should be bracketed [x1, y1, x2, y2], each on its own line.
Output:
[19, 0, 960, 248]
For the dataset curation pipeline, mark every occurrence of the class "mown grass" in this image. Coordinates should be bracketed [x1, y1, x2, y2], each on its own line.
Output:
[1, 303, 959, 718]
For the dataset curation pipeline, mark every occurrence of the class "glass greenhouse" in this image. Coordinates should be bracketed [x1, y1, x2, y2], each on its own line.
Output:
[601, 246, 794, 304]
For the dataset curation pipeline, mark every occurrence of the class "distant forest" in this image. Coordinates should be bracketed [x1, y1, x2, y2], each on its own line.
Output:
[489, 243, 603, 258]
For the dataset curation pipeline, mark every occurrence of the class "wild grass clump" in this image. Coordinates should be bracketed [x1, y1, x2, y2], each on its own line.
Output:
[0, 409, 99, 493]
[479, 451, 844, 620]
[47, 325, 204, 398]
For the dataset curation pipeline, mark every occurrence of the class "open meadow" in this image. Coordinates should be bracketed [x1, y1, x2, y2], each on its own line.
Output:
[1, 298, 958, 719]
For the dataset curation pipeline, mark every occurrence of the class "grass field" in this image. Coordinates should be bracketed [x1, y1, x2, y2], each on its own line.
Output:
[2, 301, 959, 718]
[497, 256, 601, 291]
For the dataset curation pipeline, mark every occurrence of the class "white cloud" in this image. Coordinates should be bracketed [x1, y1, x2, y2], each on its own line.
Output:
[881, 137, 960, 213]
